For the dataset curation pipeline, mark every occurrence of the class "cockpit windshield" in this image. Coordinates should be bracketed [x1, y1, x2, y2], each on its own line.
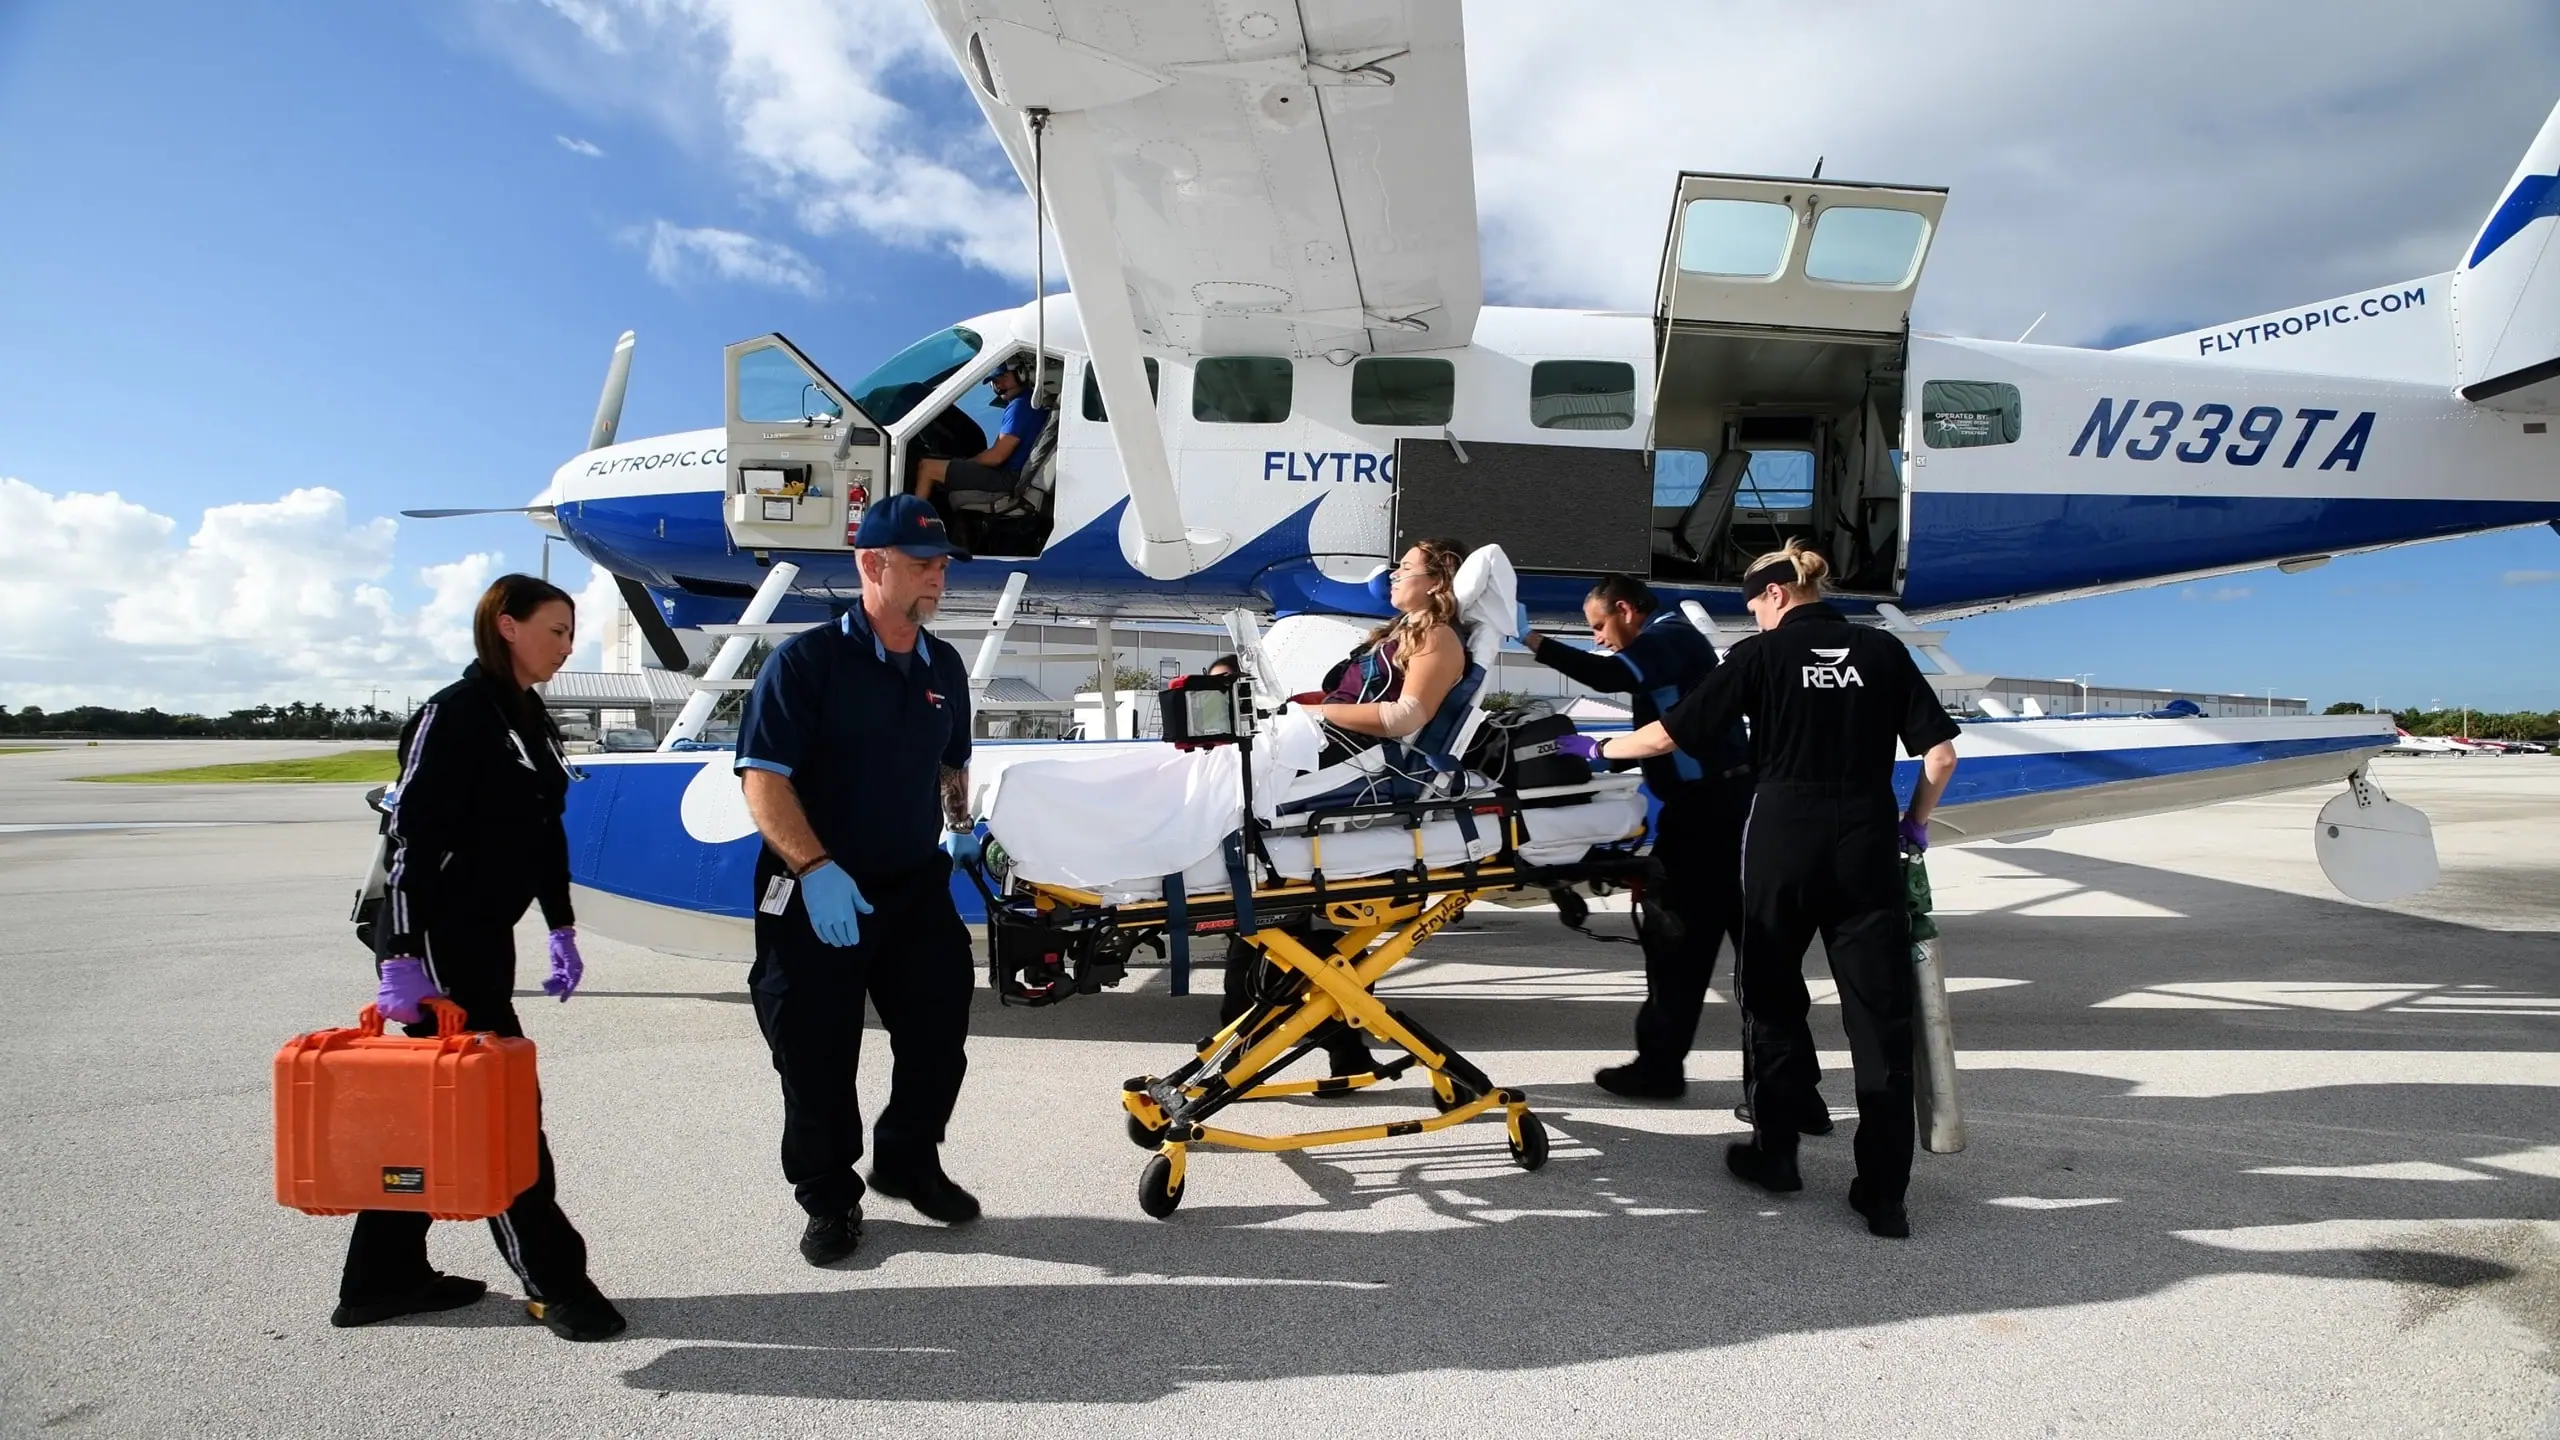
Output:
[850, 326, 983, 427]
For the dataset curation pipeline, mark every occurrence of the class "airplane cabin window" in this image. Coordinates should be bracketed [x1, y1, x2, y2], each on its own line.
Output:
[1805, 207, 1930, 286]
[1920, 380, 2022, 448]
[1738, 449, 1816, 509]
[1677, 198, 1796, 279]
[1530, 360, 1636, 430]
[1192, 356, 1294, 424]
[847, 325, 983, 426]
[736, 346, 842, 425]
[1080, 357, 1161, 421]
[1349, 356, 1455, 426]
[1653, 449, 1709, 505]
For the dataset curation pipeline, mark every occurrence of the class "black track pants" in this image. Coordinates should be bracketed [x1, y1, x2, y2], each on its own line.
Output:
[1631, 778, 1750, 1074]
[340, 902, 599, 1307]
[1734, 786, 1917, 1200]
[750, 858, 974, 1217]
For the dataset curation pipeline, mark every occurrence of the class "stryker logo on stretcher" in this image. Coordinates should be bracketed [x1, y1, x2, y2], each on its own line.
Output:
[1263, 451, 1396, 483]
[2188, 287, 2426, 356]
[2069, 401, 2376, 470]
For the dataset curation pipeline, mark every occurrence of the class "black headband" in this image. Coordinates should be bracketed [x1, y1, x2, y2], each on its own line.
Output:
[1742, 557, 1800, 593]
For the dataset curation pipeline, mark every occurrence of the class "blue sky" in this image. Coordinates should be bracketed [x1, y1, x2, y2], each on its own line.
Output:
[0, 0, 2555, 711]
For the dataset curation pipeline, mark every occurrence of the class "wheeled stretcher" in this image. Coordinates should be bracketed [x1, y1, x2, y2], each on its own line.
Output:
[972, 546, 1662, 1216]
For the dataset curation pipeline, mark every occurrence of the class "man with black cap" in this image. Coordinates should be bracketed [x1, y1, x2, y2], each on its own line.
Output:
[1571, 540, 1959, 1238]
[734, 493, 986, 1264]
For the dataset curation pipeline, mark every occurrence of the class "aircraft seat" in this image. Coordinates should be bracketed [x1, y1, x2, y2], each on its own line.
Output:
[1658, 447, 1750, 565]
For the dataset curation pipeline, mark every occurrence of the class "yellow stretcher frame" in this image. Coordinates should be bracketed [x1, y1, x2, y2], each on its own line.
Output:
[1017, 850, 1608, 1218]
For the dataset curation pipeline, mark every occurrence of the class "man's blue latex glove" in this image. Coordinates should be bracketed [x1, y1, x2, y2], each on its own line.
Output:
[940, 826, 984, 867]
[542, 927, 584, 1001]
[376, 957, 441, 1026]
[1899, 815, 1931, 853]
[1514, 602, 1532, 641]
[800, 861, 873, 947]
[1555, 734, 1603, 762]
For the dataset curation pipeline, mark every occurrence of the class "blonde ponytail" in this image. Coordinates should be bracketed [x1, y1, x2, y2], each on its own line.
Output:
[1743, 537, 1828, 602]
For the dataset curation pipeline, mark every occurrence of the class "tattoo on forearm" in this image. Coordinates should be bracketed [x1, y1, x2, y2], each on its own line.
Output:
[940, 766, 971, 830]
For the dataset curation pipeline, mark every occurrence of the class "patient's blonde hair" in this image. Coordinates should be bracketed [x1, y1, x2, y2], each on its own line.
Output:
[1748, 538, 1829, 603]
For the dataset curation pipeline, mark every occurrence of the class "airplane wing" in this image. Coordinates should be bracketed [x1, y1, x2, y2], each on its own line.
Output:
[921, 0, 1481, 360]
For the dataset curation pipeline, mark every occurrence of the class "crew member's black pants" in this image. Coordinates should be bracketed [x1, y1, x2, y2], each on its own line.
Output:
[1631, 776, 1751, 1075]
[1735, 785, 1916, 1200]
[750, 856, 973, 1217]
[340, 900, 600, 1307]
[1220, 929, 1373, 1075]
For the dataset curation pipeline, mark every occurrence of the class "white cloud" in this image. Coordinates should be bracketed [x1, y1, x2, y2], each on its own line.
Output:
[2179, 585, 2254, 604]
[0, 476, 605, 714]
[633, 220, 825, 295]
[2502, 569, 2560, 586]
[1462, 1, 2560, 342]
[486, 0, 1031, 279]
[555, 133, 605, 158]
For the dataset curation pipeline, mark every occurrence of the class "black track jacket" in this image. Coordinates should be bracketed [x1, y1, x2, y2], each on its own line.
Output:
[379, 662, 575, 958]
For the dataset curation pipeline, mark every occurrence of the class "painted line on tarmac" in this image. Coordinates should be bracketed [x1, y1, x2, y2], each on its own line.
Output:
[0, 822, 251, 834]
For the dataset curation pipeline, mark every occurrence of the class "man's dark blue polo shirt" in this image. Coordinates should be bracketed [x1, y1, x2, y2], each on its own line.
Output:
[1530, 608, 1750, 791]
[735, 605, 973, 877]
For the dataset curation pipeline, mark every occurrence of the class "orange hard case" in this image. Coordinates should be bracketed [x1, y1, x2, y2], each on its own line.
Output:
[273, 997, 540, 1221]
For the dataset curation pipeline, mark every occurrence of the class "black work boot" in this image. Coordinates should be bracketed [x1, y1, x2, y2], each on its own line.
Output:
[1848, 1177, 1911, 1239]
[526, 1288, 628, 1342]
[1724, 1141, 1804, 1194]
[799, 1205, 863, 1266]
[1595, 1061, 1686, 1100]
[330, 1273, 487, 1328]
[1733, 1090, 1836, 1135]
[869, 1164, 982, 1225]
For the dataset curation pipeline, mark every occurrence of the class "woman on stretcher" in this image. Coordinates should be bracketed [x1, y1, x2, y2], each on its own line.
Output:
[1220, 537, 1470, 1081]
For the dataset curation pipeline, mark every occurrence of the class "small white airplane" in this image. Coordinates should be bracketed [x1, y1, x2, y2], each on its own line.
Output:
[435, 1, 2560, 677]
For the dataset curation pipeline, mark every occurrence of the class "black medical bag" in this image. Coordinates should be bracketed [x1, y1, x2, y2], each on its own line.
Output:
[1497, 714, 1593, 789]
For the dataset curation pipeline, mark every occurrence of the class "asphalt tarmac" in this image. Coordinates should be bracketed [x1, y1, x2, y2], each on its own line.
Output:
[2, 741, 2555, 1438]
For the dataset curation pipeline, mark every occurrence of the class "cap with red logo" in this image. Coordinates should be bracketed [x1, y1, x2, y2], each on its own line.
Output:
[852, 493, 973, 561]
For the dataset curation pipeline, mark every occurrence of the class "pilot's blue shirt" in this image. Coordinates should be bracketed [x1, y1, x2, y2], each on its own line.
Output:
[735, 605, 973, 877]
[996, 394, 1045, 474]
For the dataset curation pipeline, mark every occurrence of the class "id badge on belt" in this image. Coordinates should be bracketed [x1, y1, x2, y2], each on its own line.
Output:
[758, 873, 796, 915]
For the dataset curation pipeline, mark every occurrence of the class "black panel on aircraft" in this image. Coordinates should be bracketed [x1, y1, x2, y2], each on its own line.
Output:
[1392, 438, 1653, 574]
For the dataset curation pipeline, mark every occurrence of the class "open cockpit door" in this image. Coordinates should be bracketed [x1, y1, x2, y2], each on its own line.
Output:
[1647, 174, 1946, 595]
[722, 334, 887, 554]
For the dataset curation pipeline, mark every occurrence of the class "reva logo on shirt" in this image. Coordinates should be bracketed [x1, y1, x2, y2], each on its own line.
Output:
[1802, 647, 1864, 689]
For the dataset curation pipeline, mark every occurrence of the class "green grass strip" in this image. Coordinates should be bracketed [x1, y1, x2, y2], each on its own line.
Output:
[79, 750, 401, 784]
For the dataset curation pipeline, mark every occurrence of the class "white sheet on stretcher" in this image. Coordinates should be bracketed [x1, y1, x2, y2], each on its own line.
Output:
[983, 709, 1323, 891]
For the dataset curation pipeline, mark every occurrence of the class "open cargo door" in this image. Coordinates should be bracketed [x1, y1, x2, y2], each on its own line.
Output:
[1648, 174, 1945, 594]
[722, 334, 886, 554]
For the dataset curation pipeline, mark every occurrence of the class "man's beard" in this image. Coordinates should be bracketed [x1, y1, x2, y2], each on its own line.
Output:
[904, 592, 941, 624]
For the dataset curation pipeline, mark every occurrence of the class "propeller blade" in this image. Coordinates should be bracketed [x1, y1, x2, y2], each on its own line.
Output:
[400, 506, 551, 519]
[614, 575, 695, 673]
[588, 331, 636, 452]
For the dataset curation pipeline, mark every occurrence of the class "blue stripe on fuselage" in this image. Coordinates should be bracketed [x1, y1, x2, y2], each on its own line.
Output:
[1902, 491, 2560, 609]
[2470, 171, 2560, 268]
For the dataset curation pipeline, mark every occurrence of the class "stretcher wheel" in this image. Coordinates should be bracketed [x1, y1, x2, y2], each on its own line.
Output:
[1509, 1112, 1550, 1171]
[1126, 1114, 1167, 1150]
[1138, 1154, 1185, 1218]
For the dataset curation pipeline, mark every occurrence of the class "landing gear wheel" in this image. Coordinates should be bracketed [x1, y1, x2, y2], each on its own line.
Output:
[1126, 1114, 1167, 1150]
[1509, 1111, 1550, 1171]
[1138, 1154, 1185, 1218]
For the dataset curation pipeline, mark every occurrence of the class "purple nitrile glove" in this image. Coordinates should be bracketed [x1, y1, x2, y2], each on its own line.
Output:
[1899, 815, 1930, 853]
[542, 927, 584, 1001]
[1555, 734, 1603, 762]
[376, 957, 441, 1026]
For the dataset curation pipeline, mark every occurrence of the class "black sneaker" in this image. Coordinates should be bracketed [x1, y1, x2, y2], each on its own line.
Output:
[330, 1273, 487, 1328]
[869, 1165, 982, 1226]
[1724, 1141, 1804, 1194]
[1595, 1062, 1686, 1100]
[799, 1206, 862, 1266]
[526, 1290, 627, 1342]
[1733, 1094, 1836, 1135]
[1848, 1177, 1911, 1239]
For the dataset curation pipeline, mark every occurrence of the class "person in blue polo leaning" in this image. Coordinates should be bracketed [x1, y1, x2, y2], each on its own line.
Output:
[733, 494, 985, 1266]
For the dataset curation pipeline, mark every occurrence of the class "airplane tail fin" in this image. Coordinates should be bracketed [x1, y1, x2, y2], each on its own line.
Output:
[2453, 99, 2560, 410]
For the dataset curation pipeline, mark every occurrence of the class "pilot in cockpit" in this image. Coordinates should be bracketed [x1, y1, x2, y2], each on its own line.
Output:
[912, 359, 1047, 509]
